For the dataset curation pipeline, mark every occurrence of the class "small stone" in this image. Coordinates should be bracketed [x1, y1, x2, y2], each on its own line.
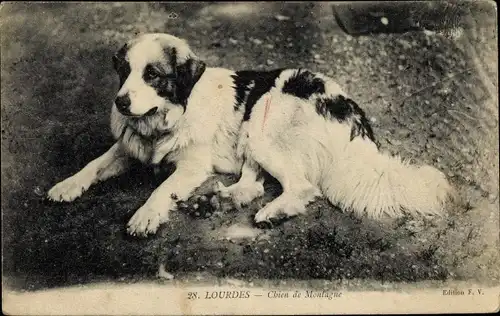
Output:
[34, 186, 43, 197]
[398, 65, 405, 70]
[370, 117, 377, 123]
[313, 54, 321, 60]
[423, 29, 436, 36]
[229, 38, 238, 45]
[263, 248, 270, 253]
[226, 278, 245, 286]
[265, 44, 274, 49]
[274, 14, 290, 21]
[198, 195, 208, 203]
[251, 38, 263, 45]
[381, 17, 389, 25]
[193, 203, 199, 210]
[266, 59, 274, 65]
[287, 42, 293, 47]
[158, 264, 174, 280]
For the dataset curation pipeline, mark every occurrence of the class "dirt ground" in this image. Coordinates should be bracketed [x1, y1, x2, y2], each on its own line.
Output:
[1, 2, 498, 291]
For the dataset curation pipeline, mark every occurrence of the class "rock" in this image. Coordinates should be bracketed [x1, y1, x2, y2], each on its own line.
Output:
[251, 38, 263, 45]
[210, 195, 221, 210]
[266, 59, 274, 65]
[225, 224, 261, 241]
[423, 29, 436, 36]
[158, 264, 174, 280]
[195, 275, 204, 281]
[226, 278, 245, 287]
[34, 186, 43, 197]
[274, 14, 290, 21]
[229, 38, 238, 45]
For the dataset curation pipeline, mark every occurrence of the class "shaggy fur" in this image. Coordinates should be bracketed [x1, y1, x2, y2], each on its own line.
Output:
[48, 33, 453, 236]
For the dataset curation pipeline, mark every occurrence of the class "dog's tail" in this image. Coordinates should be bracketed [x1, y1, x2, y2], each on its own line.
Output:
[320, 133, 454, 218]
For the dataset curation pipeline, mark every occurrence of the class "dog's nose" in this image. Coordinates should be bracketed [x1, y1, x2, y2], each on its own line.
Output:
[115, 95, 131, 112]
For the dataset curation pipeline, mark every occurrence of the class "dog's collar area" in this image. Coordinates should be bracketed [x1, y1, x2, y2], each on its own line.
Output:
[119, 125, 172, 147]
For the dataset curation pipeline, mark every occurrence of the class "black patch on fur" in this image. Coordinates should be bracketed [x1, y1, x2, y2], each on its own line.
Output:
[143, 62, 176, 101]
[112, 44, 131, 87]
[316, 95, 376, 142]
[141, 46, 205, 110]
[174, 58, 206, 109]
[231, 69, 284, 121]
[169, 47, 177, 70]
[282, 69, 325, 99]
[315, 96, 352, 121]
[349, 99, 376, 143]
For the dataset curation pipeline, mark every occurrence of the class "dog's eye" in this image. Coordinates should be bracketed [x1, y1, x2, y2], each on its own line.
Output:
[144, 65, 162, 81]
[144, 69, 160, 81]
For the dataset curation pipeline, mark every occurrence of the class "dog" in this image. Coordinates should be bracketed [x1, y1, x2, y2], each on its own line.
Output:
[48, 33, 453, 236]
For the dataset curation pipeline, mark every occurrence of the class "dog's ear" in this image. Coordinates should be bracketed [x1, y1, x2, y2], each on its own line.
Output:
[174, 57, 206, 108]
[112, 44, 128, 70]
[113, 44, 130, 87]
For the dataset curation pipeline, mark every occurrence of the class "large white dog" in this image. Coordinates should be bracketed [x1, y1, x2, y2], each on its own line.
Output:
[48, 33, 453, 236]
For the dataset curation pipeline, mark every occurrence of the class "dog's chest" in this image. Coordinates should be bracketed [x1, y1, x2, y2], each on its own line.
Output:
[119, 124, 174, 164]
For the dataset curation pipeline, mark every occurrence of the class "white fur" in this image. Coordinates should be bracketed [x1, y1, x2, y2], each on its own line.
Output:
[48, 33, 453, 237]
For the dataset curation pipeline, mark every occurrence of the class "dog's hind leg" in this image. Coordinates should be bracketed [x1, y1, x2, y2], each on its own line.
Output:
[215, 158, 265, 207]
[248, 136, 321, 225]
[48, 142, 129, 202]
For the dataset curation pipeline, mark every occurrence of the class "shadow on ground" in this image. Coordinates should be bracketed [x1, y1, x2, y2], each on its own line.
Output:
[1, 2, 498, 291]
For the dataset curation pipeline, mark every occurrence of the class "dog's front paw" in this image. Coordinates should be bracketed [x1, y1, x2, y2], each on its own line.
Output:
[47, 175, 91, 202]
[127, 202, 170, 237]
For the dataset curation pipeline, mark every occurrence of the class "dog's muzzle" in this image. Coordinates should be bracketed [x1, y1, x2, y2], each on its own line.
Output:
[115, 95, 131, 114]
[115, 94, 158, 117]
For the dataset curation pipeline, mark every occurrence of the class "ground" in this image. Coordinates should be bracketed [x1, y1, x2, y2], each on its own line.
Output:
[1, 2, 498, 291]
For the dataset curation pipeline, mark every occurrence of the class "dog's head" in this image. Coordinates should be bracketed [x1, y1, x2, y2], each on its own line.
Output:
[112, 33, 206, 117]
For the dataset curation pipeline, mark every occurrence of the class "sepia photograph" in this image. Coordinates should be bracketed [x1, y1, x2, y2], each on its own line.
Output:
[1, 1, 499, 314]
